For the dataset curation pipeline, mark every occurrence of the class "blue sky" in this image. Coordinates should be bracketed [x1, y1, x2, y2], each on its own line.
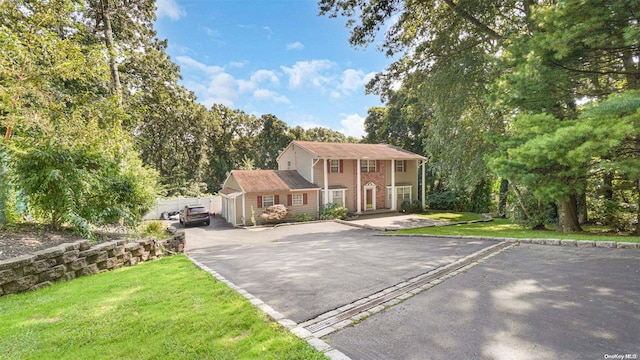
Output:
[153, 0, 393, 138]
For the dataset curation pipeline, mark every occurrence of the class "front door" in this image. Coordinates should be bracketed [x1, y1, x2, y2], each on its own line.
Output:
[364, 184, 376, 210]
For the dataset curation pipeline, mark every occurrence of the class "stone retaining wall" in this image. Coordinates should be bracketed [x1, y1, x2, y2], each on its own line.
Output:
[0, 231, 185, 297]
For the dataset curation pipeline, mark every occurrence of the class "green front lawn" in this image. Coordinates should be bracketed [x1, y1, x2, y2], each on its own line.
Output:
[0, 256, 326, 360]
[394, 218, 640, 243]
[415, 211, 484, 223]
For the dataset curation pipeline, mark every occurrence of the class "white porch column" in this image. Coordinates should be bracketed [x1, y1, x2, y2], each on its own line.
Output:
[357, 159, 362, 213]
[241, 193, 246, 226]
[421, 159, 426, 211]
[323, 158, 329, 207]
[391, 159, 396, 210]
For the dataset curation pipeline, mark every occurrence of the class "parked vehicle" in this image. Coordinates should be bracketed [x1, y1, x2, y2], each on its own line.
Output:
[179, 205, 210, 227]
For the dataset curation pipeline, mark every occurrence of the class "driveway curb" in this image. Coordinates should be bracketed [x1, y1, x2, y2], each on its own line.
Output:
[188, 257, 352, 360]
[378, 233, 639, 249]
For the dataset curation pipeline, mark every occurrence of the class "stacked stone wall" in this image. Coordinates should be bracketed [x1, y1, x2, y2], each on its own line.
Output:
[0, 231, 185, 297]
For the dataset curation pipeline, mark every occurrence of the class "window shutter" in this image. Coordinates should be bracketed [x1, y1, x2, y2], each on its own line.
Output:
[287, 194, 292, 206]
[275, 195, 280, 204]
[404, 160, 407, 172]
[257, 196, 263, 208]
[303, 193, 308, 205]
[339, 160, 344, 173]
[377, 160, 380, 172]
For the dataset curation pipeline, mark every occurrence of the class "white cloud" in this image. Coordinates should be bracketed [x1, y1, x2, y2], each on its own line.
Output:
[177, 56, 236, 107]
[339, 69, 376, 95]
[228, 61, 247, 69]
[251, 70, 280, 86]
[286, 41, 305, 51]
[237, 70, 280, 94]
[175, 56, 290, 107]
[253, 89, 290, 104]
[176, 56, 224, 76]
[339, 113, 366, 138]
[237, 79, 255, 94]
[281, 60, 336, 89]
[156, 0, 185, 20]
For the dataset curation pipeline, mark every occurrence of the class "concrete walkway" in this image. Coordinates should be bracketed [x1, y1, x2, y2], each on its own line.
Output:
[342, 212, 449, 230]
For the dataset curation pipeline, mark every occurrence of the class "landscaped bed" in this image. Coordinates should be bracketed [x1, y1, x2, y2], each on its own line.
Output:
[0, 256, 326, 360]
[393, 218, 640, 243]
[0, 221, 170, 261]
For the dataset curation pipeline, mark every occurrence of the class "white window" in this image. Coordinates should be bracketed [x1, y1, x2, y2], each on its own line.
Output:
[398, 186, 411, 201]
[396, 160, 405, 172]
[292, 193, 303, 206]
[331, 190, 345, 207]
[287, 161, 292, 170]
[361, 160, 376, 173]
[262, 195, 274, 208]
[330, 159, 340, 173]
[387, 186, 412, 205]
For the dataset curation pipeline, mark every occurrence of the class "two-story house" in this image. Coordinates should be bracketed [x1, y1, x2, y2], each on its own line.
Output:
[220, 141, 427, 226]
[278, 141, 427, 214]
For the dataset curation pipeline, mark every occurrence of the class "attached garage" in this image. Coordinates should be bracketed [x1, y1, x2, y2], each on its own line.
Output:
[220, 170, 319, 226]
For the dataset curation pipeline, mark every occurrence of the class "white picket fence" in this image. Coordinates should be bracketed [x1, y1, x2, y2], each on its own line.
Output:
[143, 196, 222, 220]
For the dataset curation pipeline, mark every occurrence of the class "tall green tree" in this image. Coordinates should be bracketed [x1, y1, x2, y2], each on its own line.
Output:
[305, 127, 355, 143]
[490, 91, 640, 232]
[491, 0, 640, 231]
[254, 114, 293, 169]
[204, 104, 262, 192]
[321, 0, 640, 232]
[0, 0, 160, 233]
[321, 0, 514, 203]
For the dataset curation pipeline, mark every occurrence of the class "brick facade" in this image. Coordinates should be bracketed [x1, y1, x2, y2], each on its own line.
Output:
[352, 160, 387, 211]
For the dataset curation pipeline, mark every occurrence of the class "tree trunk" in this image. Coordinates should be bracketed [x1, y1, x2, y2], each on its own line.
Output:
[512, 185, 532, 219]
[557, 194, 583, 233]
[498, 178, 509, 218]
[577, 191, 588, 224]
[0, 147, 7, 225]
[100, 0, 122, 105]
[636, 178, 640, 236]
[602, 171, 614, 200]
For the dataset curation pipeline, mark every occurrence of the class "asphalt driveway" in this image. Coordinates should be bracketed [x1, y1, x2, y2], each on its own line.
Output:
[186, 218, 495, 323]
[185, 218, 640, 359]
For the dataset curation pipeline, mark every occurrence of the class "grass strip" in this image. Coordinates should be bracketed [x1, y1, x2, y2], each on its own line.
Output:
[393, 218, 640, 243]
[415, 211, 484, 223]
[0, 256, 326, 360]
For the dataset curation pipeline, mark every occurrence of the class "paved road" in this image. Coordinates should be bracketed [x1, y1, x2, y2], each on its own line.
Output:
[184, 218, 640, 359]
